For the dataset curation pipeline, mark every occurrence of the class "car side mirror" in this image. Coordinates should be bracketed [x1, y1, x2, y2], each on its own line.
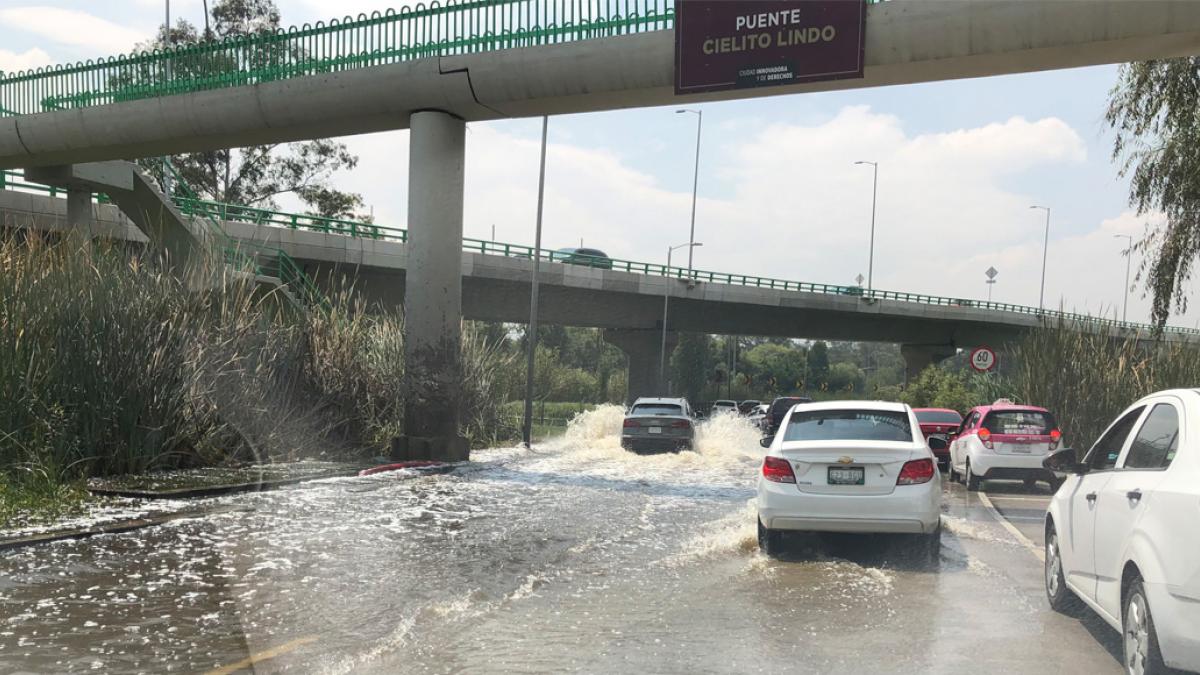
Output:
[759, 437, 772, 448]
[927, 436, 948, 452]
[1043, 448, 1086, 474]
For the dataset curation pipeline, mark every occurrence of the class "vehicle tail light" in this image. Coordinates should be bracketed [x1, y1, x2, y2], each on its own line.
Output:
[670, 420, 691, 429]
[897, 458, 936, 485]
[762, 456, 796, 484]
[622, 419, 640, 428]
[978, 428, 994, 449]
[1049, 428, 1062, 450]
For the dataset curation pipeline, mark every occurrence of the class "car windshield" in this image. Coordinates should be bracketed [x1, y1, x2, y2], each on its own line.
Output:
[631, 403, 683, 416]
[783, 409, 913, 443]
[982, 410, 1055, 435]
[916, 410, 962, 424]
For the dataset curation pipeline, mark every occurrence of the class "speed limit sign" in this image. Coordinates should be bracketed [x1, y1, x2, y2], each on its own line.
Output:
[970, 346, 997, 372]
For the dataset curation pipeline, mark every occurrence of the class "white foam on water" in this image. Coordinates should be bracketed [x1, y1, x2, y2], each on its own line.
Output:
[666, 500, 760, 565]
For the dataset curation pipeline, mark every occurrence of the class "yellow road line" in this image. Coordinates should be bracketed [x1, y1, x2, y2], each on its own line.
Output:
[205, 636, 318, 675]
[978, 491, 1045, 562]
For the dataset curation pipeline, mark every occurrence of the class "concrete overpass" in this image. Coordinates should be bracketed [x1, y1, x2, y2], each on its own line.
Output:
[6, 0, 1200, 456]
[3, 186, 1184, 402]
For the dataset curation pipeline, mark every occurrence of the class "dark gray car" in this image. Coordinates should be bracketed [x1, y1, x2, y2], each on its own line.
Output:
[621, 397, 696, 453]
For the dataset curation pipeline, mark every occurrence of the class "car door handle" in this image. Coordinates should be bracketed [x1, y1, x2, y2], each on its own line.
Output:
[1126, 489, 1142, 502]
[1086, 492, 1098, 503]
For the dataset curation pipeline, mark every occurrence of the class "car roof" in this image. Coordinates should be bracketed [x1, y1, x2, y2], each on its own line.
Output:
[791, 400, 910, 413]
[632, 397, 687, 405]
[913, 408, 961, 415]
[969, 404, 1051, 415]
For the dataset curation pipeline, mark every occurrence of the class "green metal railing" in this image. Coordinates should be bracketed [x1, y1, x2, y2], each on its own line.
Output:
[4, 167, 1193, 335]
[0, 0, 890, 117]
[0, 0, 676, 116]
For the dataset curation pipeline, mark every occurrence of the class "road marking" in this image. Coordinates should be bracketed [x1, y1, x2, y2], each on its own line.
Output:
[978, 492, 1045, 562]
[205, 636, 317, 675]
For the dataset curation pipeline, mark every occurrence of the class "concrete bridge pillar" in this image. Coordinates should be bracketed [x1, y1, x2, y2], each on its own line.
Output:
[604, 328, 677, 404]
[66, 186, 94, 233]
[900, 344, 957, 383]
[396, 110, 469, 463]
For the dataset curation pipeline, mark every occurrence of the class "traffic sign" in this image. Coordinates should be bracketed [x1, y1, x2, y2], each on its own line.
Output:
[969, 346, 997, 372]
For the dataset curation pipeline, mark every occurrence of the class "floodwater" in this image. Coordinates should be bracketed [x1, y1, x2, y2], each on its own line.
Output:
[0, 407, 1122, 674]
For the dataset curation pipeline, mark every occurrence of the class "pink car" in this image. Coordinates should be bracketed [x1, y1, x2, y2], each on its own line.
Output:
[947, 400, 1063, 491]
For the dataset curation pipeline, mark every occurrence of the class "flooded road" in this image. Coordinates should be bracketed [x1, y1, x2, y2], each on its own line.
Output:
[0, 407, 1122, 674]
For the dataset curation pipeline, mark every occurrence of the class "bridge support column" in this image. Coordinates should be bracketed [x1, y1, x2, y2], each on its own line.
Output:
[900, 344, 957, 383]
[66, 186, 94, 233]
[396, 110, 469, 463]
[604, 328, 677, 404]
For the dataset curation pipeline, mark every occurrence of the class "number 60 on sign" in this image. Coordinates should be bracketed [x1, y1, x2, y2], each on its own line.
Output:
[970, 346, 997, 372]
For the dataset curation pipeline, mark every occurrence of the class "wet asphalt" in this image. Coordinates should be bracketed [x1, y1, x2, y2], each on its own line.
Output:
[0, 414, 1126, 674]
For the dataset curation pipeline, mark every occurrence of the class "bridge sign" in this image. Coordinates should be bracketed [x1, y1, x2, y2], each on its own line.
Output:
[970, 346, 998, 373]
[675, 0, 867, 95]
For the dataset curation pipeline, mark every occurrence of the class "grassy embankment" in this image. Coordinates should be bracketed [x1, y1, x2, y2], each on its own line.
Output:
[0, 234, 514, 527]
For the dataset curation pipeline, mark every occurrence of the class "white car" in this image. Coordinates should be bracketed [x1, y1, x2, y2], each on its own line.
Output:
[710, 400, 738, 416]
[1044, 389, 1200, 674]
[756, 401, 942, 556]
[947, 401, 1063, 491]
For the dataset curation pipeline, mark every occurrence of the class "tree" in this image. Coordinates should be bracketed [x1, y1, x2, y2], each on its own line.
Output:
[900, 367, 977, 413]
[1106, 59, 1200, 329]
[744, 342, 807, 394]
[671, 333, 712, 403]
[139, 0, 370, 220]
[807, 341, 830, 388]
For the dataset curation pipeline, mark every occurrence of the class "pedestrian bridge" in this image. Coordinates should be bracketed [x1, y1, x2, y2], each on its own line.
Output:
[4, 0, 1200, 167]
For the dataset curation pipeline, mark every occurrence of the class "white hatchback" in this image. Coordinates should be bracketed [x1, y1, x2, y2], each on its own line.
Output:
[1044, 389, 1200, 674]
[756, 401, 942, 556]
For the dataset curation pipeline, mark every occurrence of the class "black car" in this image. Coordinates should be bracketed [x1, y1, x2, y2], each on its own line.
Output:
[764, 396, 813, 437]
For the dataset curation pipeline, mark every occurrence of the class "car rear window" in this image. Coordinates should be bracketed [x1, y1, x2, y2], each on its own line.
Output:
[632, 404, 682, 416]
[783, 410, 913, 443]
[982, 410, 1055, 435]
[916, 410, 962, 424]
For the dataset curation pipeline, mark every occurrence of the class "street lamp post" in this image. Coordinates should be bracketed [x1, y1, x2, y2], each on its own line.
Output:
[660, 241, 703, 393]
[522, 116, 550, 448]
[1030, 205, 1051, 311]
[1115, 234, 1134, 323]
[676, 109, 703, 274]
[854, 161, 878, 291]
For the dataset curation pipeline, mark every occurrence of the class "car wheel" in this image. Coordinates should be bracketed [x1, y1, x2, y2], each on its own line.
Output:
[1124, 577, 1169, 675]
[757, 518, 782, 556]
[965, 460, 982, 492]
[1045, 523, 1081, 615]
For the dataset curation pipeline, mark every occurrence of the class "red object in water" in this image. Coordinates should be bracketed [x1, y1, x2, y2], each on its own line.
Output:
[358, 461, 447, 477]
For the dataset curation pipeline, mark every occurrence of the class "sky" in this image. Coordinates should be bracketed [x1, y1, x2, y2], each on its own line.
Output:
[2, 0, 1197, 328]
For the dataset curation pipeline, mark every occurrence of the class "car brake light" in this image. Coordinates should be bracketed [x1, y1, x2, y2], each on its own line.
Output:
[897, 458, 935, 485]
[671, 420, 691, 429]
[1049, 428, 1062, 449]
[762, 456, 796, 484]
[977, 428, 994, 449]
[622, 419, 639, 428]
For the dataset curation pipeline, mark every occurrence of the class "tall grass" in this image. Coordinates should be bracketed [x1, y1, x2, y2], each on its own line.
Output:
[0, 232, 516, 487]
[1010, 321, 1200, 451]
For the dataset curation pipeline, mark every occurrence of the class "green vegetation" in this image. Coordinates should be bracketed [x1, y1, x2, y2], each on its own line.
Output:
[1107, 58, 1200, 330]
[0, 234, 512, 523]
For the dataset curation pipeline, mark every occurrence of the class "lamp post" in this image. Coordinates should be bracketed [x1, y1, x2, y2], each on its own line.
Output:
[661, 241, 703, 393]
[1115, 234, 1134, 323]
[676, 109, 703, 274]
[854, 161, 878, 291]
[522, 116, 550, 448]
[1030, 205, 1051, 311]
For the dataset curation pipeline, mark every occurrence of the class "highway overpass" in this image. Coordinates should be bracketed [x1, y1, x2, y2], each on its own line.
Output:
[2, 185, 1183, 403]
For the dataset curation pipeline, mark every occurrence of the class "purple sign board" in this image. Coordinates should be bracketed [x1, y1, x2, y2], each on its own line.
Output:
[675, 0, 867, 95]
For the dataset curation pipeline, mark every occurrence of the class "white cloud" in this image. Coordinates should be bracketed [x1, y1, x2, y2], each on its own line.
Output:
[0, 7, 151, 55]
[323, 106, 1197, 327]
[0, 47, 52, 74]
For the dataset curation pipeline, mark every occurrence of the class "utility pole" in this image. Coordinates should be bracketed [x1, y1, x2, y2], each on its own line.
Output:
[1030, 205, 1051, 311]
[854, 161, 879, 291]
[676, 109, 703, 273]
[660, 242, 702, 393]
[522, 116, 549, 448]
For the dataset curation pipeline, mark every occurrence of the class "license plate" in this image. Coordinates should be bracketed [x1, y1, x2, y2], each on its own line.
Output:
[828, 466, 865, 485]
[648, 427, 662, 434]
[1011, 446, 1031, 454]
